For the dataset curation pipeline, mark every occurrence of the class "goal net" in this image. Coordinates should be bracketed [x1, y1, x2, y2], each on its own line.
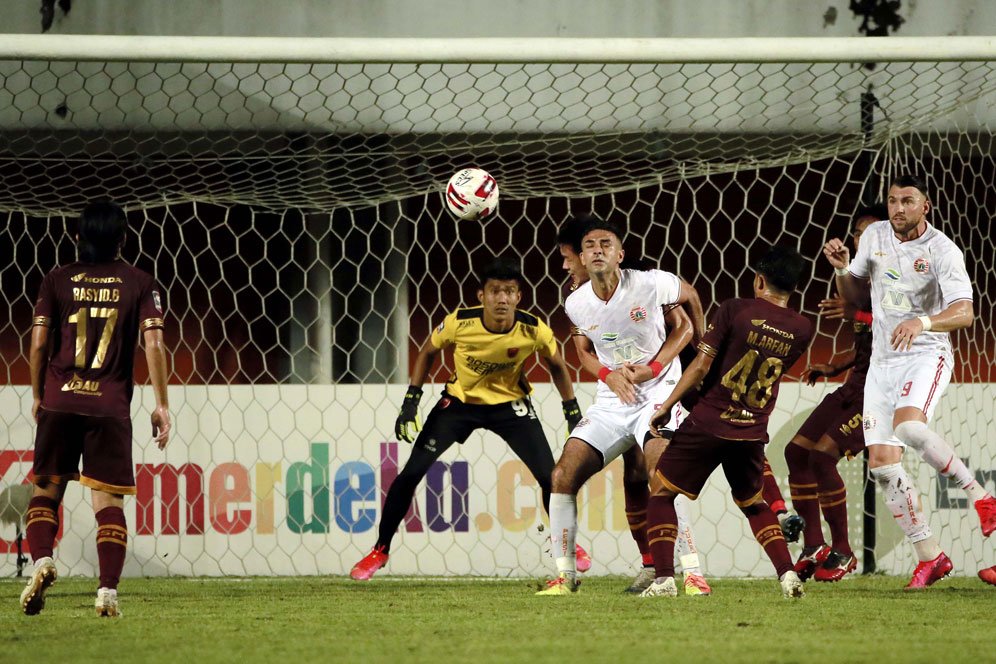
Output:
[1, 36, 993, 577]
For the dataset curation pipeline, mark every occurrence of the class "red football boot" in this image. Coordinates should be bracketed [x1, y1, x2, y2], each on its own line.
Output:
[793, 544, 831, 581]
[350, 545, 389, 581]
[814, 550, 857, 582]
[576, 544, 592, 573]
[978, 566, 996, 586]
[905, 553, 953, 590]
[974, 496, 996, 537]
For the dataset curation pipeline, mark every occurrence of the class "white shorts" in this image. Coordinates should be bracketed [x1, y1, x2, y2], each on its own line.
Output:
[569, 386, 686, 468]
[863, 354, 952, 447]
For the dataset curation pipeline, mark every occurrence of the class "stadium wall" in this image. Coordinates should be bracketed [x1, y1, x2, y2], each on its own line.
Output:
[1, 383, 992, 577]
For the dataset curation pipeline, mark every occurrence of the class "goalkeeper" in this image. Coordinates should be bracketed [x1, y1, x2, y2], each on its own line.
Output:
[350, 258, 586, 580]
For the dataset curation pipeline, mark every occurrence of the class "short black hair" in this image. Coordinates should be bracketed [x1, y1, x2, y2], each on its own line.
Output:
[889, 174, 929, 200]
[581, 217, 625, 245]
[752, 244, 808, 294]
[557, 215, 594, 254]
[853, 203, 888, 227]
[78, 200, 127, 263]
[479, 257, 523, 289]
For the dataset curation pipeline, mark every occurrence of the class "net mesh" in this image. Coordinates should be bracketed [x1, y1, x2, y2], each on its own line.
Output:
[1, 48, 994, 577]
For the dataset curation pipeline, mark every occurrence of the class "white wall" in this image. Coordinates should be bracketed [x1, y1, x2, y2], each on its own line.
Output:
[3, 1, 994, 38]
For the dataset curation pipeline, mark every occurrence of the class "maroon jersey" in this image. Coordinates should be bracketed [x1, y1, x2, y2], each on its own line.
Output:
[844, 320, 872, 385]
[691, 298, 813, 441]
[33, 260, 164, 419]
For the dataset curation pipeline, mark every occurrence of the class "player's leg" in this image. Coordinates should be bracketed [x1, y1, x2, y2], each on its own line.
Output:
[644, 433, 708, 594]
[643, 423, 716, 598]
[890, 356, 996, 534]
[620, 443, 653, 572]
[351, 397, 468, 580]
[721, 442, 802, 598]
[864, 366, 949, 588]
[21, 410, 81, 616]
[535, 437, 604, 594]
[761, 457, 803, 542]
[492, 401, 591, 573]
[78, 415, 137, 617]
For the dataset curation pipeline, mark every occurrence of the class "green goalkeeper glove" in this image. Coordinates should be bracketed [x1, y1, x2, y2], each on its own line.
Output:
[562, 398, 582, 432]
[395, 386, 423, 444]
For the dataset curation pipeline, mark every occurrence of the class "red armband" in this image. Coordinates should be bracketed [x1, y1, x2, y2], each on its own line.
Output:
[855, 310, 873, 325]
[648, 361, 664, 377]
[598, 366, 612, 382]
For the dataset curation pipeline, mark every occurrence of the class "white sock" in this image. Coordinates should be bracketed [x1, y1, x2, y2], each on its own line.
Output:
[895, 421, 991, 502]
[870, 463, 934, 557]
[674, 493, 701, 576]
[549, 493, 577, 577]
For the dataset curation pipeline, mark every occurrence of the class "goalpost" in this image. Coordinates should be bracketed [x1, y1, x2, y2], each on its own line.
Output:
[0, 35, 993, 578]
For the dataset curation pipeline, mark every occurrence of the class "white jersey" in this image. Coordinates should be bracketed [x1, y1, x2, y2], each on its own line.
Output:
[566, 268, 683, 403]
[848, 220, 973, 365]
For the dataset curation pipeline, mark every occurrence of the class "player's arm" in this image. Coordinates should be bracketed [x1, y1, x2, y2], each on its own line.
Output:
[28, 323, 51, 422]
[541, 348, 582, 431]
[396, 337, 443, 443]
[143, 327, 172, 450]
[649, 350, 715, 435]
[572, 332, 637, 405]
[675, 279, 706, 341]
[622, 305, 693, 384]
[891, 300, 973, 351]
[804, 349, 857, 385]
[822, 238, 869, 306]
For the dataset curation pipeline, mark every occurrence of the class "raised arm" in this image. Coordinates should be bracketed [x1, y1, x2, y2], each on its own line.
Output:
[823, 238, 869, 307]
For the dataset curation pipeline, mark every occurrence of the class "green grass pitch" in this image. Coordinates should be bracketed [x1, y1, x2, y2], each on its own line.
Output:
[3, 575, 992, 663]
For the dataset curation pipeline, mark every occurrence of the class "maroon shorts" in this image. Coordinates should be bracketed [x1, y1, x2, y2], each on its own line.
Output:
[796, 382, 865, 458]
[33, 408, 136, 495]
[654, 417, 766, 506]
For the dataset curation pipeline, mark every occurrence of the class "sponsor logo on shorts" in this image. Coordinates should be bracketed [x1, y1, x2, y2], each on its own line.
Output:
[507, 347, 519, 358]
[600, 332, 618, 342]
[576, 417, 590, 428]
[862, 415, 876, 431]
[884, 268, 901, 281]
[913, 257, 930, 273]
[629, 306, 648, 322]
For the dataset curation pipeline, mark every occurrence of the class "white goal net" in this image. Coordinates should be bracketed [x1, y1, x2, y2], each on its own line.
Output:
[0, 36, 993, 577]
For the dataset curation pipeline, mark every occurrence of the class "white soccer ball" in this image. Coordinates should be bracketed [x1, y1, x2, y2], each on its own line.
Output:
[445, 168, 499, 221]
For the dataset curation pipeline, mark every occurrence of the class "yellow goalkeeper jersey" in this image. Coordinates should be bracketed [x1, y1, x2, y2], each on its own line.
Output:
[430, 307, 558, 405]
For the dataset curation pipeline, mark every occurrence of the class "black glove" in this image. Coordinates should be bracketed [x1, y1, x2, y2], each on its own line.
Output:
[395, 386, 423, 444]
[562, 398, 582, 432]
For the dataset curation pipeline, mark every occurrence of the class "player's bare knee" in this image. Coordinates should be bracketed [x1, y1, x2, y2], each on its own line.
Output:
[867, 444, 902, 468]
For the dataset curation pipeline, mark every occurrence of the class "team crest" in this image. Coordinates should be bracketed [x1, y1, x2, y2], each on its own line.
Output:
[152, 290, 162, 313]
[913, 257, 930, 274]
[629, 306, 648, 322]
[439, 397, 452, 409]
[507, 347, 519, 358]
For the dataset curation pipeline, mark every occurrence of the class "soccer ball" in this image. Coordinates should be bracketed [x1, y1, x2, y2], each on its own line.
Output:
[445, 168, 499, 221]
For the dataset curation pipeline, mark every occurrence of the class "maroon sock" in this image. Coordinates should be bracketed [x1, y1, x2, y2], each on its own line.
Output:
[745, 506, 793, 577]
[811, 450, 852, 555]
[95, 506, 127, 590]
[26, 496, 60, 561]
[647, 494, 678, 578]
[785, 443, 824, 547]
[624, 481, 652, 565]
[761, 458, 787, 514]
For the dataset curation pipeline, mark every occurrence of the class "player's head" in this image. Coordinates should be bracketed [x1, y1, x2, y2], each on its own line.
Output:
[751, 244, 808, 296]
[580, 218, 625, 278]
[852, 203, 887, 251]
[557, 216, 594, 288]
[478, 257, 523, 325]
[77, 200, 127, 263]
[887, 174, 930, 237]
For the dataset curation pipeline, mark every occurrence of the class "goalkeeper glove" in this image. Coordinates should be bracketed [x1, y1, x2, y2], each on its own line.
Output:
[395, 386, 423, 444]
[562, 398, 582, 432]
